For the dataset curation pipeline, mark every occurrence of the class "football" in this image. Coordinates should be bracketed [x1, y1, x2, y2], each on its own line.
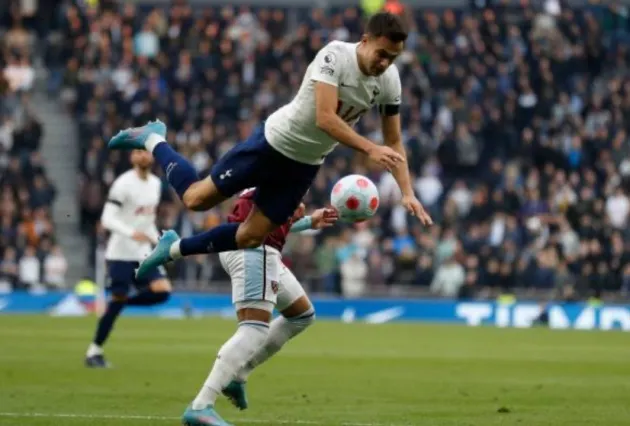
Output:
[330, 174, 380, 223]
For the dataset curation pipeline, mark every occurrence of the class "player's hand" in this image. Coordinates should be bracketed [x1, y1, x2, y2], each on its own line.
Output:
[311, 207, 339, 230]
[292, 203, 307, 221]
[401, 195, 433, 226]
[367, 145, 404, 170]
[131, 231, 153, 243]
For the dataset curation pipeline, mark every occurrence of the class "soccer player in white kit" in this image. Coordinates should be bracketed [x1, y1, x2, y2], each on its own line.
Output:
[84, 150, 172, 368]
[107, 12, 432, 425]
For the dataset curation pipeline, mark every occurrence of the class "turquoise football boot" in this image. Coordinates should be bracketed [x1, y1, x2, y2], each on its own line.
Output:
[135, 230, 180, 280]
[181, 404, 233, 426]
[223, 380, 248, 410]
[108, 119, 166, 151]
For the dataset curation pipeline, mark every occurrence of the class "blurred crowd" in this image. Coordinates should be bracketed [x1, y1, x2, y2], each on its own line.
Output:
[0, 1, 66, 291]
[41, 0, 630, 300]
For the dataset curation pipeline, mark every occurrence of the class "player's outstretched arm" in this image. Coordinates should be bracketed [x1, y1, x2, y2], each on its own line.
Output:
[289, 207, 338, 233]
[381, 113, 433, 226]
[314, 82, 402, 170]
[381, 113, 413, 196]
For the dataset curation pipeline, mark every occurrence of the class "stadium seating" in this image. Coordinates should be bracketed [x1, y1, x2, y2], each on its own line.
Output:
[60, 1, 630, 301]
[0, 8, 61, 291]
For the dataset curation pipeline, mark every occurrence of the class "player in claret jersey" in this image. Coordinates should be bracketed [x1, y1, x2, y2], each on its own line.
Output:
[182, 189, 336, 425]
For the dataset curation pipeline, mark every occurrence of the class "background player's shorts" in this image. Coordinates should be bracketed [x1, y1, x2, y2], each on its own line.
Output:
[209, 123, 320, 225]
[106, 260, 166, 297]
[219, 246, 307, 310]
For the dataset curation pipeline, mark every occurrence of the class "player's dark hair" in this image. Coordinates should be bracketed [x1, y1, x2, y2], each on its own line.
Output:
[365, 12, 408, 43]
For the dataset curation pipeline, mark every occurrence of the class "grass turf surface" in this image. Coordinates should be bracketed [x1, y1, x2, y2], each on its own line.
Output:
[0, 316, 629, 426]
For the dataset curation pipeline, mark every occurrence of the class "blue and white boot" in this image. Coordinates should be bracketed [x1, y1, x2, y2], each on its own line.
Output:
[181, 404, 233, 426]
[108, 120, 167, 151]
[223, 380, 248, 410]
[135, 230, 180, 280]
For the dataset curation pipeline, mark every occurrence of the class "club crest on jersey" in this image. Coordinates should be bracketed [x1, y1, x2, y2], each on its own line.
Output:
[320, 51, 336, 76]
[271, 280, 279, 294]
[370, 88, 380, 104]
[323, 51, 337, 65]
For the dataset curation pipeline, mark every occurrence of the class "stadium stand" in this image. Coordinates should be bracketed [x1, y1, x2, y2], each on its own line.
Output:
[0, 1, 64, 291]
[57, 0, 630, 301]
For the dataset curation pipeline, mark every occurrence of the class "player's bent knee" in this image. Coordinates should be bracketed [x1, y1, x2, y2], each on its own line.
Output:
[236, 308, 272, 323]
[235, 225, 271, 249]
[235, 227, 265, 248]
[236, 207, 277, 249]
[235, 301, 274, 323]
[149, 279, 172, 293]
[286, 305, 316, 328]
[281, 295, 313, 318]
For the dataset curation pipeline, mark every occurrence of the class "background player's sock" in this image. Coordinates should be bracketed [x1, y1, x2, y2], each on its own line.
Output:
[171, 223, 240, 258]
[191, 321, 269, 410]
[86, 342, 103, 357]
[92, 300, 126, 348]
[126, 291, 170, 306]
[236, 308, 315, 382]
[145, 134, 199, 199]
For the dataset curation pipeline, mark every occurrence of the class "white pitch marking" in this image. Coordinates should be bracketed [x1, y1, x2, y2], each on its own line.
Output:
[0, 412, 411, 426]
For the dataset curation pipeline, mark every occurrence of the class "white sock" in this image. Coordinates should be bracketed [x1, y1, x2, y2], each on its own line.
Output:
[86, 343, 103, 357]
[191, 321, 269, 410]
[169, 240, 182, 260]
[236, 308, 315, 382]
[145, 133, 166, 153]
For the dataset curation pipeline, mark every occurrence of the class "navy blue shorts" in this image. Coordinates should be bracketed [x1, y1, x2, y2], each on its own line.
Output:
[210, 123, 320, 225]
[107, 260, 166, 297]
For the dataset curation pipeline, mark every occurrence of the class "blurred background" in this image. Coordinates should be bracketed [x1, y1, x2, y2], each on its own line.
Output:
[1, 0, 630, 309]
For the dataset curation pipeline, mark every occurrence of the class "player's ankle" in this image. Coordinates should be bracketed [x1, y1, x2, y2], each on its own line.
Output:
[191, 398, 215, 410]
[169, 240, 182, 260]
[86, 343, 103, 357]
[145, 133, 165, 153]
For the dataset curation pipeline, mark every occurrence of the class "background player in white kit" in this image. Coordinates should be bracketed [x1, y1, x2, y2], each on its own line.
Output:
[85, 150, 172, 368]
[107, 12, 432, 425]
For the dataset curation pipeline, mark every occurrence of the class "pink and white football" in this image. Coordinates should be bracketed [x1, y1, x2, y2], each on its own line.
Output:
[330, 174, 379, 223]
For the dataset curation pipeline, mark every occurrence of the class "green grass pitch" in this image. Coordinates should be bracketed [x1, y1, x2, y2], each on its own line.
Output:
[1, 315, 630, 426]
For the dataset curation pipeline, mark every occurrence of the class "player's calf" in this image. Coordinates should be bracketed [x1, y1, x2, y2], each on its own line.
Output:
[235, 296, 315, 384]
[190, 303, 272, 413]
[234, 207, 278, 249]
[85, 293, 128, 368]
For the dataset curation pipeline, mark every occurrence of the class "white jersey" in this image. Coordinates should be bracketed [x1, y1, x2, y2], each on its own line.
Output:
[101, 170, 162, 261]
[265, 41, 402, 165]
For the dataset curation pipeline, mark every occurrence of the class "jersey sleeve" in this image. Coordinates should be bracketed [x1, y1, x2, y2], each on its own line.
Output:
[310, 42, 345, 87]
[101, 178, 135, 237]
[378, 67, 402, 116]
[106, 177, 128, 207]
